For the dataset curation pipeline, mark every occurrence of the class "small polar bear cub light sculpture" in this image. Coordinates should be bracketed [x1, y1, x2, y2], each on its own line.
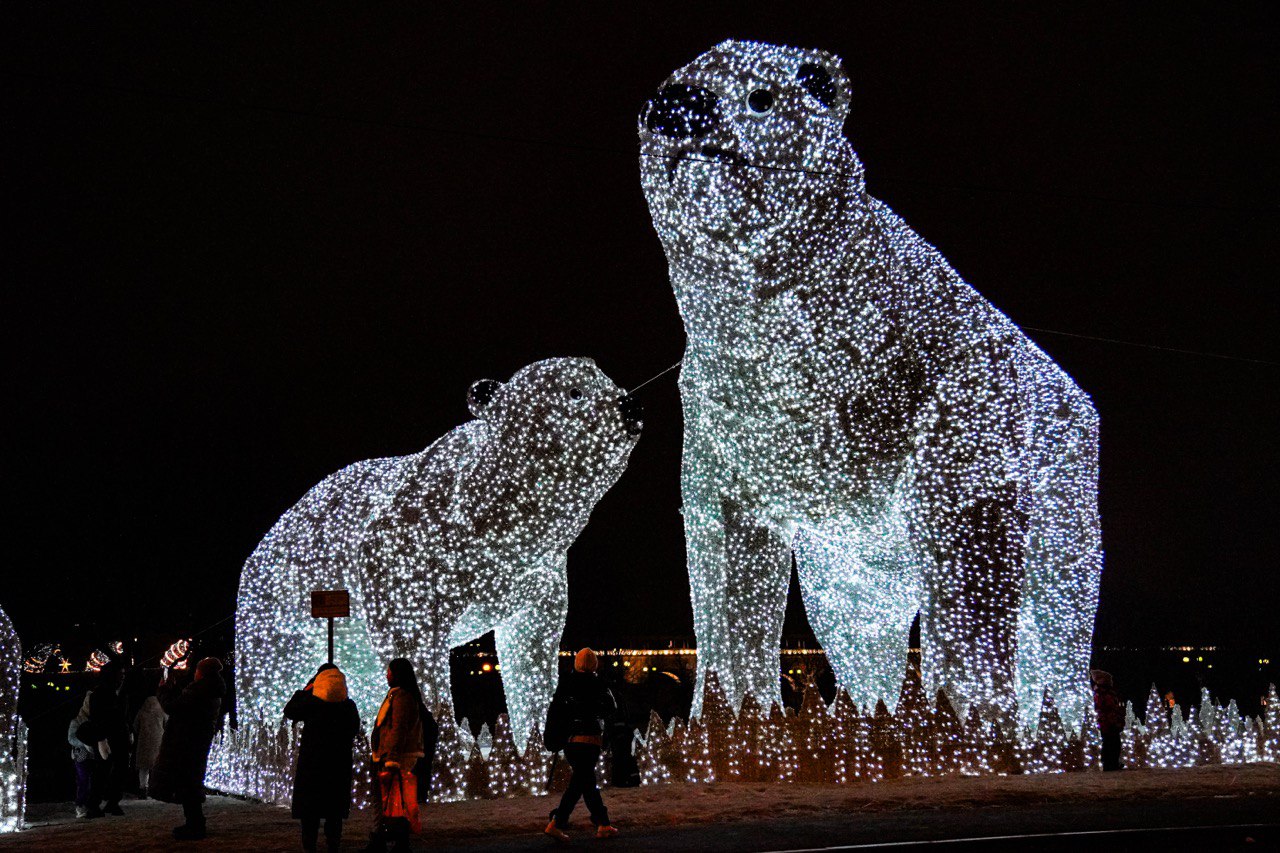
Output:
[232, 358, 642, 763]
[639, 41, 1101, 731]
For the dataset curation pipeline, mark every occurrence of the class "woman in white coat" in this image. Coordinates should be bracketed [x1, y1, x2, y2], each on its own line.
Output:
[132, 676, 168, 794]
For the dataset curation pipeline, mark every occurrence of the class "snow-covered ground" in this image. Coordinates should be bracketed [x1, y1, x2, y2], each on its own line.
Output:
[3, 764, 1277, 852]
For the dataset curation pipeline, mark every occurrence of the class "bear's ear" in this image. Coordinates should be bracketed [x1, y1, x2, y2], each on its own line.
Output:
[467, 379, 503, 418]
[796, 51, 849, 119]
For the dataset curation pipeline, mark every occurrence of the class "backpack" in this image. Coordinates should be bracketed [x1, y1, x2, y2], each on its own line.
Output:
[543, 689, 572, 753]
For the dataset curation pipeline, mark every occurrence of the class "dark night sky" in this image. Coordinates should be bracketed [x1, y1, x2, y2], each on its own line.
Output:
[4, 4, 1276, 654]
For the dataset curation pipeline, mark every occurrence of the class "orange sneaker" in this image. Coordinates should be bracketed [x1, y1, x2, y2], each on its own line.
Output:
[596, 825, 619, 839]
[545, 820, 571, 842]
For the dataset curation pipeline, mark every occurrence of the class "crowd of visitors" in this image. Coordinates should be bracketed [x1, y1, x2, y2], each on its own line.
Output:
[62, 650, 1140, 848]
[63, 648, 624, 848]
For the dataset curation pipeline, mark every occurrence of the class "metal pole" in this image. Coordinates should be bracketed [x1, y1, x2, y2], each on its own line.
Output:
[328, 616, 335, 664]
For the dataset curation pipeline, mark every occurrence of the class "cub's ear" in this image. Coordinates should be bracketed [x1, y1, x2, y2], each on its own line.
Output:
[467, 379, 503, 418]
[796, 51, 849, 119]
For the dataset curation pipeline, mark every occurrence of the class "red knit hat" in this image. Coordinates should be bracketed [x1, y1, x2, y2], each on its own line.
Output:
[574, 648, 599, 673]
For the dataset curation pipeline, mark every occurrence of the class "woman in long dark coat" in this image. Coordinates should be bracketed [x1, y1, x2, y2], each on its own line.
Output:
[284, 664, 361, 853]
[149, 657, 225, 840]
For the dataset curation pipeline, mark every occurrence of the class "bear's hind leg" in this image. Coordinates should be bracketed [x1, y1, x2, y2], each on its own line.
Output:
[1018, 408, 1101, 733]
[794, 526, 921, 712]
[720, 500, 794, 711]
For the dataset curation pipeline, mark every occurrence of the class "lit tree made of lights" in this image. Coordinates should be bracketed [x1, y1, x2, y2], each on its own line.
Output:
[639, 41, 1101, 732]
[0, 605, 25, 833]
[227, 358, 641, 796]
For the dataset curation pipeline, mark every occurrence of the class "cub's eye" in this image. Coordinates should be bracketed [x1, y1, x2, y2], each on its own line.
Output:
[746, 88, 773, 115]
[569, 388, 583, 400]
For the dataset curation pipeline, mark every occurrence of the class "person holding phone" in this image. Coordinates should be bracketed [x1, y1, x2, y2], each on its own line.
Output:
[285, 663, 361, 853]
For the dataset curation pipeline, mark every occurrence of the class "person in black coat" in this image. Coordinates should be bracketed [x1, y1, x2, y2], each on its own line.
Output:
[544, 648, 620, 841]
[149, 657, 226, 841]
[284, 664, 361, 853]
[87, 661, 131, 815]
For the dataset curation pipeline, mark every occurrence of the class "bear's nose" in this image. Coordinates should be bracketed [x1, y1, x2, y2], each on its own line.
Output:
[643, 84, 719, 139]
[617, 394, 644, 436]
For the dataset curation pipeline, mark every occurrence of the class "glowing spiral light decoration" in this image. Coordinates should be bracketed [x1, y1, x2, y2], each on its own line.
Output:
[208, 358, 640, 803]
[639, 40, 1102, 733]
[160, 638, 191, 669]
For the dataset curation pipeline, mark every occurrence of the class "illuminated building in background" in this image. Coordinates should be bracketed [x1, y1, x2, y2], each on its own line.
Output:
[639, 40, 1101, 731]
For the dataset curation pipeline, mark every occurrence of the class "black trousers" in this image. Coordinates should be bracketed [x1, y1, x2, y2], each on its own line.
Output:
[1101, 731, 1122, 771]
[97, 752, 127, 806]
[552, 743, 609, 828]
[182, 798, 205, 828]
[301, 815, 343, 850]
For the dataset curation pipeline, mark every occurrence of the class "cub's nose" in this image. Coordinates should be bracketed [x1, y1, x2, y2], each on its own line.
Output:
[643, 84, 719, 139]
[617, 395, 644, 436]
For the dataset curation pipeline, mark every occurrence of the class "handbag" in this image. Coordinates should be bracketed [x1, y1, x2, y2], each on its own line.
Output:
[377, 765, 421, 835]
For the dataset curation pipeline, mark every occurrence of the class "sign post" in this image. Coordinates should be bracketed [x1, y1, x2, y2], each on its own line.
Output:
[310, 590, 351, 664]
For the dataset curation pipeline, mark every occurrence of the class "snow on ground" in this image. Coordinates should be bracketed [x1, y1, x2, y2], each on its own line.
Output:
[2, 764, 1277, 852]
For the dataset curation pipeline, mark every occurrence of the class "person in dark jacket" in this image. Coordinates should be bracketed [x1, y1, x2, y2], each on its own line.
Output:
[68, 690, 101, 818]
[364, 658, 425, 853]
[544, 648, 619, 842]
[87, 661, 131, 815]
[284, 663, 361, 853]
[149, 657, 226, 840]
[1091, 669, 1124, 771]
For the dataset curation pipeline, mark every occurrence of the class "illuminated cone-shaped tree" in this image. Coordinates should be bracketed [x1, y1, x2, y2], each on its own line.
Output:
[960, 705, 992, 775]
[1142, 685, 1167, 737]
[351, 730, 375, 808]
[736, 694, 766, 783]
[828, 689, 860, 784]
[430, 707, 469, 802]
[547, 750, 573, 794]
[894, 668, 932, 776]
[666, 717, 689, 784]
[486, 714, 522, 798]
[1198, 688, 1216, 738]
[635, 710, 671, 786]
[765, 702, 797, 784]
[931, 688, 964, 775]
[1183, 706, 1211, 766]
[1215, 700, 1244, 764]
[517, 723, 550, 795]
[1122, 700, 1144, 769]
[464, 742, 492, 799]
[1147, 702, 1192, 769]
[700, 671, 735, 780]
[1263, 684, 1279, 761]
[476, 722, 493, 760]
[1077, 698, 1101, 772]
[796, 684, 831, 783]
[684, 717, 714, 783]
[1027, 689, 1069, 774]
[871, 699, 903, 779]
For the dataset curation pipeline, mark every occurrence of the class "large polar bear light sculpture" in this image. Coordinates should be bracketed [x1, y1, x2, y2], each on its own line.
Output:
[229, 357, 641, 779]
[639, 41, 1101, 731]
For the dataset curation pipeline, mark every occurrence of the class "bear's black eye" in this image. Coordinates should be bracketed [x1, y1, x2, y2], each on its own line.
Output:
[797, 63, 837, 108]
[569, 388, 583, 400]
[746, 88, 773, 115]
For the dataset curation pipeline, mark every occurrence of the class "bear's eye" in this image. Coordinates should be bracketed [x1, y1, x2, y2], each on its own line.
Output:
[746, 88, 773, 115]
[569, 388, 583, 401]
[796, 63, 837, 108]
